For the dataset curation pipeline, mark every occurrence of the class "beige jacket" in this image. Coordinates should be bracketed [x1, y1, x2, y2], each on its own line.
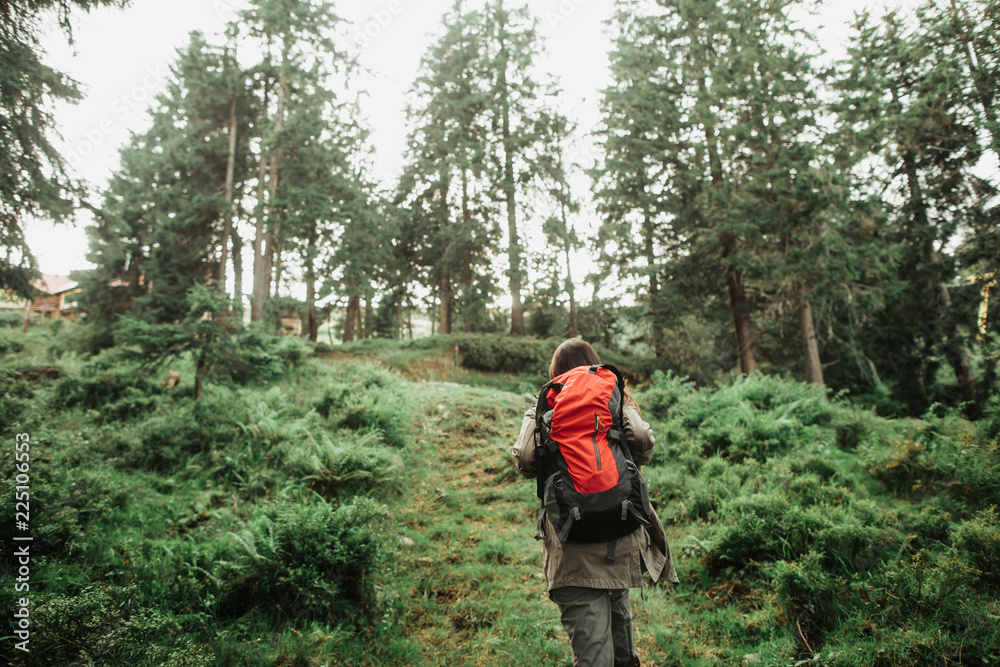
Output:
[512, 404, 679, 591]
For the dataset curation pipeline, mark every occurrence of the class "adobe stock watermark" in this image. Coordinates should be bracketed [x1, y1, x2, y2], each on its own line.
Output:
[11, 433, 33, 654]
[352, 0, 406, 56]
[543, 0, 592, 30]
[211, 0, 242, 21]
[65, 64, 171, 170]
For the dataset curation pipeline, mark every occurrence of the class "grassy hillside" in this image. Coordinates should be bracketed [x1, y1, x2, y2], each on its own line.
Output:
[1, 325, 998, 665]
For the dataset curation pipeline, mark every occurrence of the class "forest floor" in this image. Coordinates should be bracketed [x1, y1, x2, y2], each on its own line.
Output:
[387, 382, 572, 666]
[384, 381, 685, 667]
[3, 328, 996, 666]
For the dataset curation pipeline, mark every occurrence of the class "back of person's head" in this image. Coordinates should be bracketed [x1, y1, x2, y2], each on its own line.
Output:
[549, 338, 601, 379]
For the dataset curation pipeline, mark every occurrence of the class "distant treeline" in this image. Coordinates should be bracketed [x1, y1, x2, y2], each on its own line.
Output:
[2, 0, 997, 416]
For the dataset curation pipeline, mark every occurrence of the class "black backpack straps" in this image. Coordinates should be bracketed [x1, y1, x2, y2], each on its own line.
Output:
[534, 380, 562, 501]
[600, 363, 626, 398]
[558, 507, 581, 542]
[533, 380, 563, 432]
[533, 381, 552, 433]
[543, 476, 579, 543]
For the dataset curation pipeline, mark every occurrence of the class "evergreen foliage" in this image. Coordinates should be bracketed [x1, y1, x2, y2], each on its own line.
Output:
[0, 0, 128, 296]
[396, 0, 570, 337]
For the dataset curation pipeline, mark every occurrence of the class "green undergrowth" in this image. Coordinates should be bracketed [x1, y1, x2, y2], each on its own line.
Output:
[2, 327, 998, 665]
[0, 345, 419, 665]
[633, 371, 1000, 665]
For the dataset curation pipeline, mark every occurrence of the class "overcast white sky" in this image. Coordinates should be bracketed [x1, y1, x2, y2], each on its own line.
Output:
[27, 0, 915, 283]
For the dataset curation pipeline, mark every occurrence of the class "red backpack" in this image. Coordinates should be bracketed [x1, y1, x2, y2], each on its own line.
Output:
[533, 364, 653, 554]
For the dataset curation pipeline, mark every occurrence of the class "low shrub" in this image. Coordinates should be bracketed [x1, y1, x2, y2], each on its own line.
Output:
[0, 584, 189, 667]
[831, 406, 890, 450]
[0, 328, 25, 354]
[452, 333, 555, 374]
[771, 550, 843, 631]
[0, 453, 86, 560]
[283, 430, 405, 498]
[216, 498, 391, 626]
[53, 349, 163, 420]
[116, 389, 247, 472]
[315, 363, 412, 448]
[206, 327, 308, 385]
[634, 370, 695, 421]
[0, 309, 27, 327]
[863, 420, 1000, 508]
[950, 507, 1000, 593]
[0, 372, 44, 435]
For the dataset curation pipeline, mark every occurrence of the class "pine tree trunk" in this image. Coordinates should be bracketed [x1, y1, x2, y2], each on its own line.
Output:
[462, 169, 476, 333]
[703, 96, 758, 374]
[440, 267, 453, 335]
[272, 242, 283, 298]
[252, 37, 288, 324]
[305, 241, 317, 342]
[463, 255, 476, 333]
[231, 226, 243, 312]
[901, 138, 982, 416]
[344, 296, 359, 342]
[499, 52, 525, 336]
[195, 348, 206, 402]
[564, 237, 578, 338]
[937, 280, 983, 416]
[726, 260, 758, 375]
[561, 197, 578, 338]
[250, 154, 269, 322]
[797, 284, 826, 391]
[264, 49, 286, 302]
[251, 40, 273, 324]
[218, 96, 238, 286]
[643, 209, 664, 357]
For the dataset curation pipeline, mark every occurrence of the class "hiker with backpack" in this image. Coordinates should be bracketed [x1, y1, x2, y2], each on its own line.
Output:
[512, 338, 678, 667]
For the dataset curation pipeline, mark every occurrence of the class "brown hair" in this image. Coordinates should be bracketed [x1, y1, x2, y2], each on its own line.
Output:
[549, 338, 601, 380]
[549, 338, 601, 379]
[548, 338, 640, 412]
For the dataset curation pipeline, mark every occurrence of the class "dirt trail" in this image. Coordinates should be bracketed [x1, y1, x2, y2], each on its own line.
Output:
[390, 383, 571, 666]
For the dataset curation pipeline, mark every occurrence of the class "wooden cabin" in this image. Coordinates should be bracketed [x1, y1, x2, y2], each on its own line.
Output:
[0, 274, 80, 321]
[28, 274, 80, 317]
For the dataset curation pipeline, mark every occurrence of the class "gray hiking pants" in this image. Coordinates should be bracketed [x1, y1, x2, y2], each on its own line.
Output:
[548, 587, 640, 667]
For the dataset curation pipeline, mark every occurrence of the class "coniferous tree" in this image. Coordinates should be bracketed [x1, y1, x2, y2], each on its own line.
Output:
[598, 0, 843, 382]
[593, 3, 679, 357]
[79, 34, 252, 395]
[83, 33, 236, 324]
[397, 1, 569, 336]
[479, 0, 560, 336]
[540, 115, 582, 337]
[0, 0, 128, 296]
[240, 0, 350, 323]
[841, 4, 990, 415]
[397, 1, 499, 334]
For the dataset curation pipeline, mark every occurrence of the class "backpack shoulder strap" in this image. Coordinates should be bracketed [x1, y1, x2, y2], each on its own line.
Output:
[533, 380, 563, 433]
[533, 379, 563, 501]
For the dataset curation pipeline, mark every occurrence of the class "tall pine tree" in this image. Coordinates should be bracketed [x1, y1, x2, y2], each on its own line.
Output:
[1, 0, 128, 296]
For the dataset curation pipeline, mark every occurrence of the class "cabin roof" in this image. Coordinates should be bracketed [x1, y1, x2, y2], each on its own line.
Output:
[31, 274, 79, 295]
